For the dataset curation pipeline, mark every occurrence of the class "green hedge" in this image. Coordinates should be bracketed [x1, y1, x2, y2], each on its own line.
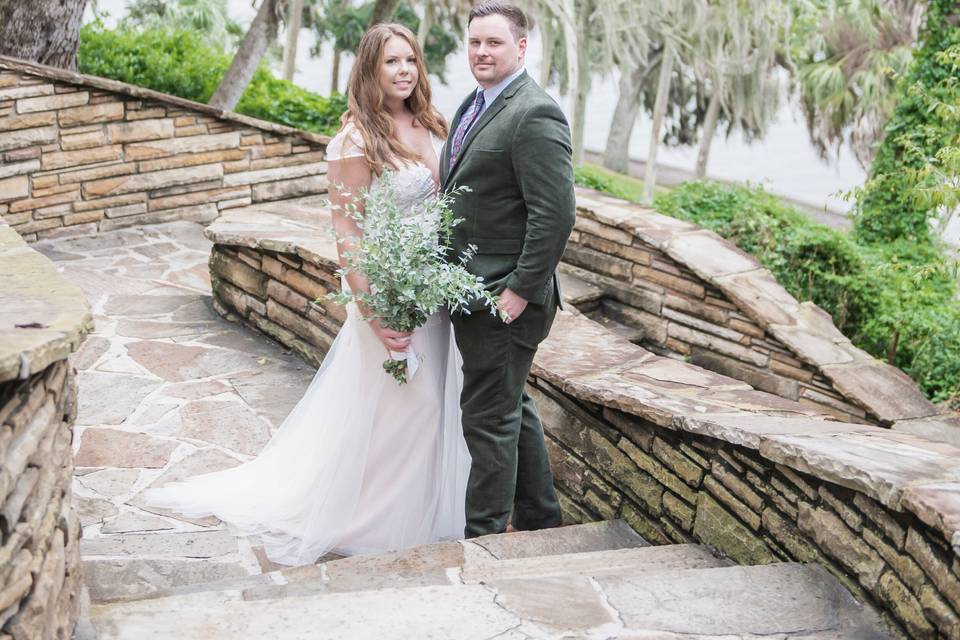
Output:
[853, 0, 960, 245]
[78, 24, 346, 136]
[585, 179, 960, 407]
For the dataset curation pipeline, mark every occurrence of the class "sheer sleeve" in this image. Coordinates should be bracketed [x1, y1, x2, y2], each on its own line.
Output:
[327, 122, 365, 162]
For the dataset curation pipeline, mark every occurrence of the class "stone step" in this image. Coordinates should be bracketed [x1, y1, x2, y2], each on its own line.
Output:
[586, 310, 646, 343]
[84, 563, 891, 639]
[100, 520, 647, 604]
[558, 270, 604, 307]
[244, 542, 723, 602]
[459, 543, 730, 584]
[465, 518, 647, 560]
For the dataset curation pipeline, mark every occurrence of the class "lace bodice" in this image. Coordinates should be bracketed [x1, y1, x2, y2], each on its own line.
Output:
[327, 122, 444, 215]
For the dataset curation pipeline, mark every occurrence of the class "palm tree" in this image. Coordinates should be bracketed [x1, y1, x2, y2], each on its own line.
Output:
[369, 0, 401, 24]
[640, 0, 707, 204]
[123, 0, 242, 49]
[691, 0, 789, 178]
[282, 0, 305, 80]
[795, 0, 924, 169]
[523, 0, 579, 156]
[417, 0, 471, 48]
[523, 0, 650, 164]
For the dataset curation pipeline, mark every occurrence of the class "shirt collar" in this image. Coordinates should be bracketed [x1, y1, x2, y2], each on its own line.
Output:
[479, 67, 525, 108]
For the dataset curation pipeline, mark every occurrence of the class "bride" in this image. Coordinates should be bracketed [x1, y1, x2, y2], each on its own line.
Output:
[145, 23, 471, 566]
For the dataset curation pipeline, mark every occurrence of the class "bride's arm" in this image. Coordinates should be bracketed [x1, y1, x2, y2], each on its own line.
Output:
[327, 157, 412, 353]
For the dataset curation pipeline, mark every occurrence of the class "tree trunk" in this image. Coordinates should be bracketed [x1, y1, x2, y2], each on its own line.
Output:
[554, 0, 578, 128]
[603, 65, 641, 173]
[602, 51, 661, 174]
[369, 0, 401, 25]
[539, 17, 554, 86]
[417, 1, 435, 49]
[282, 0, 304, 81]
[0, 0, 88, 70]
[571, 1, 593, 165]
[209, 0, 281, 111]
[695, 87, 722, 179]
[331, 48, 341, 93]
[643, 41, 675, 205]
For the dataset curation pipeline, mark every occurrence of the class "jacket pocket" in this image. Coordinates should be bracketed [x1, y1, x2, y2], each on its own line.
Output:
[472, 237, 524, 254]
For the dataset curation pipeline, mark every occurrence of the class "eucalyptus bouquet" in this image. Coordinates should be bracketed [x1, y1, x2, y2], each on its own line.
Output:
[327, 172, 498, 383]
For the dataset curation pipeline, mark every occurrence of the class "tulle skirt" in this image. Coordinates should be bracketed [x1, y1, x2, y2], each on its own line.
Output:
[144, 301, 471, 566]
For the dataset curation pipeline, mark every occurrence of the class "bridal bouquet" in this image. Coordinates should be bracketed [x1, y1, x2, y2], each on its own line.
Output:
[327, 172, 498, 383]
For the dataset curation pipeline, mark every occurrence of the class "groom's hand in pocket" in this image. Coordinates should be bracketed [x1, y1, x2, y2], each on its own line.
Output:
[498, 288, 528, 324]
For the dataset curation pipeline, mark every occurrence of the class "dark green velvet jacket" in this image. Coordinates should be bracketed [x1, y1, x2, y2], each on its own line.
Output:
[441, 71, 576, 310]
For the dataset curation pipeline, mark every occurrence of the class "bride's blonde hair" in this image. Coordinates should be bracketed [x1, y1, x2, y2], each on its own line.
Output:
[340, 23, 448, 176]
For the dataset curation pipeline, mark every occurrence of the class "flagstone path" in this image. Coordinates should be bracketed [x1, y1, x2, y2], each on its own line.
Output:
[34, 222, 317, 603]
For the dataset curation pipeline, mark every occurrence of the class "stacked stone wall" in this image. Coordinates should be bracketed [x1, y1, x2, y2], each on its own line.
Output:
[565, 199, 867, 422]
[563, 222, 866, 421]
[0, 360, 82, 639]
[0, 57, 328, 242]
[1, 209, 90, 639]
[533, 375, 959, 639]
[569, 189, 957, 436]
[209, 244, 344, 367]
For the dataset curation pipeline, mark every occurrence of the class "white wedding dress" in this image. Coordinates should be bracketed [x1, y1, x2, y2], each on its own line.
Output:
[145, 123, 471, 566]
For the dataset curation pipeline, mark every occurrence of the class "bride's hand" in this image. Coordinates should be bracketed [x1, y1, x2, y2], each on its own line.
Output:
[370, 319, 412, 352]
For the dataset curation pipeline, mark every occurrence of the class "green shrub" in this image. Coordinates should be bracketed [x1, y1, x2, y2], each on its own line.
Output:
[853, 0, 960, 245]
[78, 24, 346, 136]
[654, 181, 876, 335]
[651, 181, 960, 407]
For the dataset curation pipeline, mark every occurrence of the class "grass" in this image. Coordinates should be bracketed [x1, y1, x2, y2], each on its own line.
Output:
[574, 163, 670, 203]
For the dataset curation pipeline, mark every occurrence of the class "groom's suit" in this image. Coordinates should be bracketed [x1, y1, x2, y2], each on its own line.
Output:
[441, 70, 576, 538]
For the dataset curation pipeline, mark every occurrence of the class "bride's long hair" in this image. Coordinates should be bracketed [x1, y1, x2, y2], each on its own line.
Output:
[341, 23, 448, 175]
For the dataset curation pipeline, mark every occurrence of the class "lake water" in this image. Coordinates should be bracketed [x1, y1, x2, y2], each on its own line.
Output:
[91, 1, 867, 214]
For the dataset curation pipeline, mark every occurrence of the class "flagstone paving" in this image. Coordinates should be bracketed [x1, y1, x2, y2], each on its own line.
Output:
[34, 221, 316, 602]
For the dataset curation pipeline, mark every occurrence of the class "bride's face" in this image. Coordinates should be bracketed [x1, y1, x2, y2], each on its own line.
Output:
[379, 36, 418, 104]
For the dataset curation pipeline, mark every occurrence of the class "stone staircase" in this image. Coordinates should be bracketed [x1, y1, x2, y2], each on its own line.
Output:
[76, 520, 891, 639]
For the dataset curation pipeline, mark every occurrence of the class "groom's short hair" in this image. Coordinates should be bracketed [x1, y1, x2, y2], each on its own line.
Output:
[468, 1, 529, 41]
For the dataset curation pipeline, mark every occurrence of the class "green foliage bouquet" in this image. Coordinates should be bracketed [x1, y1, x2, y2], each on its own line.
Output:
[327, 175, 498, 383]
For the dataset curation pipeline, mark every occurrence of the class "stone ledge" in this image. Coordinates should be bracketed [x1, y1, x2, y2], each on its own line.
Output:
[574, 187, 957, 430]
[0, 56, 330, 146]
[203, 196, 339, 271]
[0, 220, 91, 383]
[207, 201, 960, 555]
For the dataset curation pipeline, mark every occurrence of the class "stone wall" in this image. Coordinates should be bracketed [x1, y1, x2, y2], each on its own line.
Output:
[568, 189, 959, 439]
[204, 197, 344, 367]
[1, 216, 90, 638]
[0, 56, 328, 242]
[0, 361, 82, 639]
[530, 318, 960, 639]
[206, 202, 960, 639]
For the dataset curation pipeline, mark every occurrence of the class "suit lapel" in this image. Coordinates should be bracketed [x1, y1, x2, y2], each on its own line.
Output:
[443, 72, 530, 188]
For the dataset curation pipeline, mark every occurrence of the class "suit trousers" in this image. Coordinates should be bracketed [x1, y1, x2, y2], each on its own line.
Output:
[451, 289, 563, 538]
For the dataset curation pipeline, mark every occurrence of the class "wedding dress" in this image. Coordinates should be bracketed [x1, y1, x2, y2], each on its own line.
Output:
[145, 123, 471, 565]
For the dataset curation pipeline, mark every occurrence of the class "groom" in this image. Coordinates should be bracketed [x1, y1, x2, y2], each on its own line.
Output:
[441, 0, 576, 538]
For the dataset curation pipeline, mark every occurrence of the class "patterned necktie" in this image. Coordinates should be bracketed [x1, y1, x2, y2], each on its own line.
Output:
[449, 90, 485, 164]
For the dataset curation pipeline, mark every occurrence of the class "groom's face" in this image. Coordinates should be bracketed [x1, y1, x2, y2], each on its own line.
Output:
[468, 15, 527, 89]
